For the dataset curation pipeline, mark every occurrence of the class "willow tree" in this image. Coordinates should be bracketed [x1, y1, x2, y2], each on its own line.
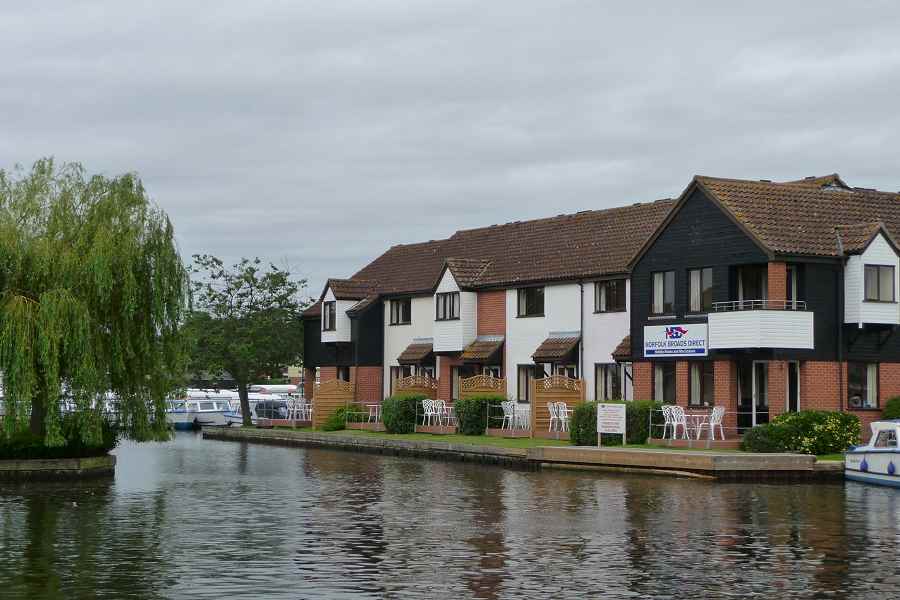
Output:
[0, 159, 188, 446]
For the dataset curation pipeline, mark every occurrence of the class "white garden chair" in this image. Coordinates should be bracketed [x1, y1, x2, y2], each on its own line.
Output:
[547, 402, 559, 432]
[556, 402, 571, 432]
[696, 406, 726, 441]
[660, 405, 673, 439]
[421, 399, 436, 426]
[500, 401, 515, 430]
[434, 399, 450, 426]
[515, 404, 530, 430]
[669, 405, 691, 440]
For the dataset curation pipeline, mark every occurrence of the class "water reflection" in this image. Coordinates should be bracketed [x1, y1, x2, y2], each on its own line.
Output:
[0, 434, 899, 598]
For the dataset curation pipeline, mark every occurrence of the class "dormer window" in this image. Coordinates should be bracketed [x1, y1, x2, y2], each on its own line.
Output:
[864, 265, 895, 302]
[390, 298, 411, 325]
[322, 301, 336, 331]
[436, 292, 459, 321]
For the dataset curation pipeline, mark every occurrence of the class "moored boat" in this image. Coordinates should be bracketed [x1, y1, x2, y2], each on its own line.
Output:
[222, 392, 288, 426]
[166, 389, 237, 430]
[845, 420, 900, 487]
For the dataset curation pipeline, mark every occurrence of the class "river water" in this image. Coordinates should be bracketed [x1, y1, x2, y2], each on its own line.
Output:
[0, 433, 898, 599]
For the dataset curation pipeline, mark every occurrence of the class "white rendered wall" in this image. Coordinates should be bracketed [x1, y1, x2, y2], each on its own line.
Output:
[433, 270, 477, 352]
[845, 234, 900, 325]
[320, 287, 353, 343]
[582, 279, 632, 401]
[383, 295, 434, 397]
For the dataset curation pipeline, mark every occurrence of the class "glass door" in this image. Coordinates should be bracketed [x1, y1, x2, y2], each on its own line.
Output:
[787, 362, 800, 412]
[752, 361, 769, 426]
[737, 362, 753, 432]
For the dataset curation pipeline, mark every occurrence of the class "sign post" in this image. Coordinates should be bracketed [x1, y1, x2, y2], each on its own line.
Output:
[597, 403, 627, 447]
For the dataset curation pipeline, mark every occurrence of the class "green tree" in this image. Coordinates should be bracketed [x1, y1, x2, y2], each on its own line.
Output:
[187, 255, 307, 426]
[0, 159, 188, 446]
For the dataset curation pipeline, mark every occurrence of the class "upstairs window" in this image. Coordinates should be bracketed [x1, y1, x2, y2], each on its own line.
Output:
[651, 271, 675, 315]
[435, 292, 460, 320]
[517, 286, 544, 317]
[688, 268, 713, 312]
[865, 265, 895, 302]
[595, 279, 626, 313]
[848, 362, 878, 409]
[390, 298, 411, 325]
[322, 301, 336, 331]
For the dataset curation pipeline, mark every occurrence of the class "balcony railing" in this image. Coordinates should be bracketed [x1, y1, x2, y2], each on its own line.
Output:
[712, 299, 807, 312]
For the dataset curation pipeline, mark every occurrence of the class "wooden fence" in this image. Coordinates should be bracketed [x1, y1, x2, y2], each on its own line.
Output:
[312, 379, 354, 429]
[531, 375, 585, 436]
[460, 374, 507, 400]
[394, 374, 438, 399]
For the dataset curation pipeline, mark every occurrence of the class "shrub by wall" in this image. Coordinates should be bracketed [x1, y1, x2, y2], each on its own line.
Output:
[569, 400, 663, 446]
[382, 393, 425, 434]
[882, 396, 900, 420]
[321, 407, 348, 431]
[455, 394, 505, 435]
[740, 410, 860, 454]
[0, 415, 118, 460]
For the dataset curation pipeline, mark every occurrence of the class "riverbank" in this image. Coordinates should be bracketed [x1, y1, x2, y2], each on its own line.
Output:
[0, 454, 116, 480]
[203, 427, 843, 481]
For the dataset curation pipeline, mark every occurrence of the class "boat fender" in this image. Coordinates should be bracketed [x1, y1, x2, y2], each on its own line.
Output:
[860, 458, 868, 472]
[889, 462, 896, 476]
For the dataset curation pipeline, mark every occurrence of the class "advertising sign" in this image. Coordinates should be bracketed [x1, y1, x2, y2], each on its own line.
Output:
[643, 324, 708, 357]
[597, 403, 627, 447]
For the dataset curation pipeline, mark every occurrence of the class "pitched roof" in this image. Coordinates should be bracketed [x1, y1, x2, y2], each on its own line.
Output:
[441, 258, 492, 289]
[834, 222, 889, 254]
[325, 278, 378, 300]
[692, 176, 900, 258]
[612, 335, 631, 360]
[532, 335, 580, 363]
[785, 173, 850, 189]
[461, 336, 504, 363]
[396, 342, 434, 365]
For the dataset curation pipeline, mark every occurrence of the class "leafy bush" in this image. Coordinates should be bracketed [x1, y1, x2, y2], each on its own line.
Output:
[740, 410, 860, 455]
[739, 423, 785, 453]
[0, 415, 118, 460]
[883, 396, 900, 420]
[382, 393, 425, 434]
[321, 407, 348, 431]
[343, 403, 368, 424]
[569, 400, 664, 446]
[455, 394, 505, 435]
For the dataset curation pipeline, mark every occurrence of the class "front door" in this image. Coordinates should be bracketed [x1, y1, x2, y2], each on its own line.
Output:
[787, 361, 800, 412]
[752, 361, 769, 426]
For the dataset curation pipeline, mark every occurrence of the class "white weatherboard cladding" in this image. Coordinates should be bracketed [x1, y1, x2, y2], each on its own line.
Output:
[708, 310, 814, 349]
[583, 279, 632, 402]
[844, 233, 900, 325]
[505, 283, 581, 399]
[433, 270, 477, 352]
[383, 296, 434, 398]
[320, 287, 353, 343]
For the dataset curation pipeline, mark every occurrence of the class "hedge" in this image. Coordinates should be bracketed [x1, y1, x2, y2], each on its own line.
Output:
[570, 400, 663, 446]
[740, 410, 860, 454]
[382, 393, 426, 434]
[883, 396, 900, 420]
[454, 394, 505, 435]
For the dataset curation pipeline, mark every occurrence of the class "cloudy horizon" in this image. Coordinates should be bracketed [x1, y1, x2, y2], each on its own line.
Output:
[3, 1, 899, 299]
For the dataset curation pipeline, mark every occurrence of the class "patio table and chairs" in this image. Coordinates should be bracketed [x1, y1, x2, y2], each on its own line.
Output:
[660, 405, 727, 441]
[548, 401, 571, 432]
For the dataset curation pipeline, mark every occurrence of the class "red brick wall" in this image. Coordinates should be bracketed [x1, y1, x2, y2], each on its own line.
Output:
[768, 262, 786, 303]
[633, 361, 652, 400]
[675, 361, 689, 407]
[319, 366, 337, 383]
[477, 290, 506, 335]
[438, 355, 465, 400]
[767, 360, 787, 420]
[352, 366, 383, 403]
[714, 361, 738, 434]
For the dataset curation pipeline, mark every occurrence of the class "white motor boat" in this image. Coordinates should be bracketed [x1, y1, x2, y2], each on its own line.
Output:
[223, 392, 288, 426]
[166, 389, 238, 430]
[845, 420, 900, 488]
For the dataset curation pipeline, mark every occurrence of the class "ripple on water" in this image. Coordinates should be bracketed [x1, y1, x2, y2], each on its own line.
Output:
[0, 433, 899, 599]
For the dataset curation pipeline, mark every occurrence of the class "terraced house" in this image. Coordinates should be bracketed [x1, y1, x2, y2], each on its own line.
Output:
[627, 174, 900, 438]
[302, 199, 675, 405]
[304, 172, 900, 439]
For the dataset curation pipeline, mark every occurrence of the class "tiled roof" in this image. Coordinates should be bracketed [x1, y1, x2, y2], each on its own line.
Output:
[834, 222, 886, 254]
[612, 335, 631, 360]
[785, 174, 850, 189]
[461, 336, 504, 363]
[442, 258, 492, 289]
[532, 335, 580, 363]
[326, 278, 378, 300]
[346, 295, 379, 316]
[305, 197, 675, 317]
[397, 342, 434, 365]
[695, 176, 900, 257]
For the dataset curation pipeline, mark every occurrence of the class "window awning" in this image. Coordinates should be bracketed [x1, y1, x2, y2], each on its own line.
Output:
[461, 336, 504, 364]
[532, 335, 580, 363]
[612, 335, 631, 362]
[397, 342, 434, 365]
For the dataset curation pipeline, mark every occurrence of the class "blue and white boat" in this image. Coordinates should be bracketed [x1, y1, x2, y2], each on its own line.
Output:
[845, 420, 900, 487]
[166, 390, 238, 430]
[222, 393, 288, 426]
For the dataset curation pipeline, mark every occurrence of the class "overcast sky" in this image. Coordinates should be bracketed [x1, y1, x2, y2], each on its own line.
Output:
[2, 1, 899, 298]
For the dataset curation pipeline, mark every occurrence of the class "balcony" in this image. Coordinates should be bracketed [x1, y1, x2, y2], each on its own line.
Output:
[708, 300, 814, 350]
